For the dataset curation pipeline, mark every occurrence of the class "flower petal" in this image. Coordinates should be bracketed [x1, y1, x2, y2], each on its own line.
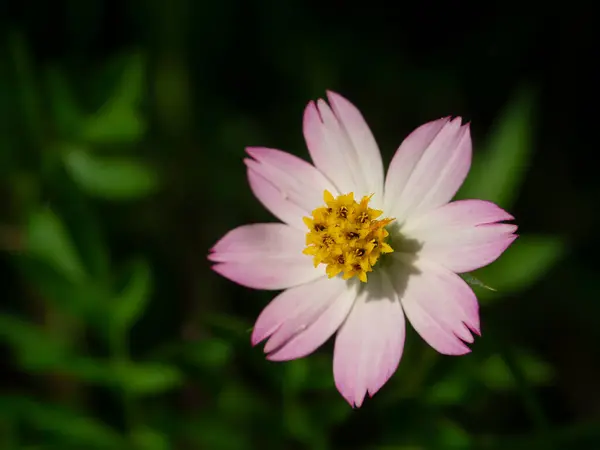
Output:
[326, 91, 384, 199]
[384, 117, 471, 221]
[402, 199, 517, 272]
[245, 147, 337, 230]
[209, 223, 323, 290]
[392, 255, 480, 355]
[251, 276, 357, 361]
[333, 272, 405, 407]
[303, 93, 384, 205]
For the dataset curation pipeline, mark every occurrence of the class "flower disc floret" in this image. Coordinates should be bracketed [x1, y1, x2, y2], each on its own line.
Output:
[303, 190, 394, 282]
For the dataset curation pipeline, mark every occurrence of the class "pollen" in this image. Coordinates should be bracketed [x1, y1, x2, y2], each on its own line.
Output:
[302, 190, 394, 283]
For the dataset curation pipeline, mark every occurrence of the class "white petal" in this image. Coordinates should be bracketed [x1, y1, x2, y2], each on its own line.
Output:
[326, 91, 384, 199]
[303, 93, 384, 205]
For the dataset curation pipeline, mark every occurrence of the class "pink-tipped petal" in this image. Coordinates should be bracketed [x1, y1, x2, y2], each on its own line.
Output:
[261, 278, 358, 361]
[303, 93, 384, 204]
[209, 223, 322, 290]
[333, 272, 405, 408]
[245, 147, 337, 230]
[251, 276, 355, 349]
[402, 199, 518, 273]
[384, 117, 472, 221]
[392, 256, 480, 355]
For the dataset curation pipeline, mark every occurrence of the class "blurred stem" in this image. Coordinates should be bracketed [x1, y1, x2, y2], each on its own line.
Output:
[8, 31, 44, 147]
[43, 308, 84, 407]
[109, 326, 137, 436]
[477, 421, 600, 449]
[0, 224, 24, 252]
[403, 348, 438, 395]
[383, 348, 438, 406]
[0, 419, 18, 449]
[497, 341, 552, 448]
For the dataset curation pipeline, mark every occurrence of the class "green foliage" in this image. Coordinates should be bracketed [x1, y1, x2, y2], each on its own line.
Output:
[425, 350, 554, 407]
[130, 427, 170, 450]
[457, 85, 536, 208]
[45, 67, 82, 139]
[25, 207, 87, 283]
[8, 32, 43, 143]
[63, 147, 158, 200]
[457, 85, 563, 301]
[63, 359, 183, 396]
[79, 54, 146, 144]
[0, 396, 123, 449]
[0, 315, 71, 370]
[181, 338, 232, 369]
[475, 235, 565, 297]
[0, 18, 584, 450]
[479, 352, 554, 391]
[111, 259, 153, 332]
[1, 48, 179, 449]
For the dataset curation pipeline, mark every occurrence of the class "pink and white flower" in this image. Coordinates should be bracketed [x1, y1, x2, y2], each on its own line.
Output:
[208, 91, 517, 407]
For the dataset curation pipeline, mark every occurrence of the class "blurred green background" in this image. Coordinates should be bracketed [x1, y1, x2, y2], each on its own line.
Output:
[0, 1, 597, 449]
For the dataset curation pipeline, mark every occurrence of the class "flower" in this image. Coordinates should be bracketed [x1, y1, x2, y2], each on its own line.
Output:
[208, 91, 517, 407]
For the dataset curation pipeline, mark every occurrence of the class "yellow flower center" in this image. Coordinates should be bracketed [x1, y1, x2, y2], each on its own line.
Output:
[302, 190, 394, 283]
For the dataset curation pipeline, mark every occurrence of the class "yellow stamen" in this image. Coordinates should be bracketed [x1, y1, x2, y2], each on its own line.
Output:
[302, 190, 394, 283]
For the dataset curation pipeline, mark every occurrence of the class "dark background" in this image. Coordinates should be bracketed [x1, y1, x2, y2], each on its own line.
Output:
[1, 1, 598, 449]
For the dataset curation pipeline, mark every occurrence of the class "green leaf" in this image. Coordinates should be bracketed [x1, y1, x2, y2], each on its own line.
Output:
[475, 234, 565, 295]
[63, 147, 158, 200]
[0, 396, 122, 448]
[284, 402, 318, 445]
[217, 382, 267, 420]
[183, 338, 232, 369]
[130, 427, 170, 450]
[284, 359, 309, 393]
[104, 361, 183, 395]
[45, 67, 82, 138]
[457, 85, 536, 208]
[25, 207, 86, 283]
[64, 359, 183, 396]
[52, 188, 110, 279]
[110, 52, 144, 106]
[322, 400, 352, 426]
[301, 355, 334, 391]
[79, 53, 146, 143]
[15, 256, 110, 326]
[112, 259, 152, 331]
[434, 420, 471, 449]
[81, 106, 145, 144]
[181, 416, 251, 450]
[480, 352, 554, 391]
[425, 376, 469, 406]
[0, 314, 70, 370]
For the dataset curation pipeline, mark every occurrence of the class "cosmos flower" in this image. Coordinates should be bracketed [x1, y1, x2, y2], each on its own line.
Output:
[208, 91, 517, 407]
